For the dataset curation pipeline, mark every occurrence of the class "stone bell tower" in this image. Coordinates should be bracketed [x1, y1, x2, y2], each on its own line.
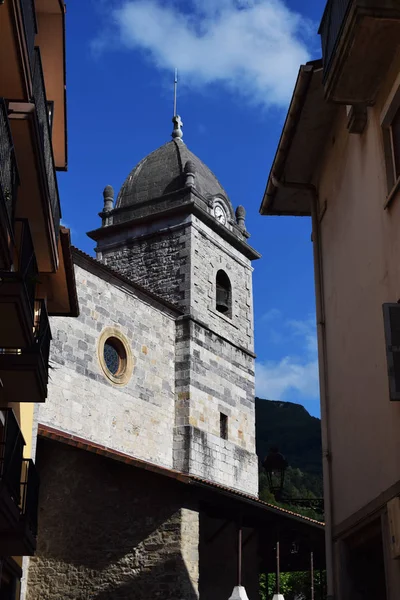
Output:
[87, 115, 261, 495]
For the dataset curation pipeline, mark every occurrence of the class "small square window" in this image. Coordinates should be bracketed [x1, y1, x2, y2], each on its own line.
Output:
[220, 413, 228, 440]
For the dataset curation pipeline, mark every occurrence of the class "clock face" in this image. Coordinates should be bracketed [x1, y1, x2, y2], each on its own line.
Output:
[214, 204, 227, 225]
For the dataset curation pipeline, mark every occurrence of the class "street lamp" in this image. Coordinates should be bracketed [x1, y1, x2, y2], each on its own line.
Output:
[262, 447, 324, 513]
[262, 447, 288, 501]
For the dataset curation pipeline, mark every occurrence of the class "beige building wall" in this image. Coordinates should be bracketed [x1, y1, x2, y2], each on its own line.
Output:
[316, 51, 400, 527]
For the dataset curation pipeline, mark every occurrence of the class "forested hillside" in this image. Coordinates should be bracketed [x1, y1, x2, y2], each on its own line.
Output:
[255, 398, 323, 515]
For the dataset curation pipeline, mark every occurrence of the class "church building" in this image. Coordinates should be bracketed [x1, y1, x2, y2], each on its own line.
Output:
[24, 116, 325, 600]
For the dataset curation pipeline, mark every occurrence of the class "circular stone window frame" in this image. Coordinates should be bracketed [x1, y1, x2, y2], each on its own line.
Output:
[97, 327, 134, 386]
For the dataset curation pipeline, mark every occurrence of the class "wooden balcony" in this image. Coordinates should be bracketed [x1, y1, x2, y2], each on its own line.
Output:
[0, 299, 51, 403]
[9, 47, 60, 273]
[0, 219, 37, 349]
[0, 410, 39, 556]
[0, 0, 67, 169]
[0, 0, 37, 101]
[35, 0, 67, 170]
[0, 99, 19, 271]
[319, 0, 400, 104]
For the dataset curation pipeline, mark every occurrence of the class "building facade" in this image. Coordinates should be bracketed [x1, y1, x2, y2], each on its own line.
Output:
[0, 0, 78, 596]
[25, 118, 260, 598]
[261, 2, 400, 599]
[24, 119, 326, 599]
[89, 122, 259, 490]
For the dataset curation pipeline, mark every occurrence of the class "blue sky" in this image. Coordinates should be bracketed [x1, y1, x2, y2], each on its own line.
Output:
[59, 0, 326, 417]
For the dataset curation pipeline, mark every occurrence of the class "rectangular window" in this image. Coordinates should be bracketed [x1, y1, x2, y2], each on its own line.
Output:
[381, 80, 400, 204]
[220, 413, 228, 440]
[382, 303, 400, 401]
[391, 106, 400, 181]
[0, 558, 21, 600]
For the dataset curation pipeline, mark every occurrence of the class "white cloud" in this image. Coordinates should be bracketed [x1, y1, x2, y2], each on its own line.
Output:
[260, 308, 282, 323]
[95, 0, 313, 109]
[255, 316, 320, 401]
[256, 356, 319, 400]
[287, 317, 318, 355]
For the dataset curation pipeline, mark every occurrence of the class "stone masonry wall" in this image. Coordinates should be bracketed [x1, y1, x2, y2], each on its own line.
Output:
[91, 204, 258, 494]
[98, 212, 257, 354]
[174, 318, 258, 496]
[191, 215, 255, 351]
[26, 439, 199, 600]
[175, 319, 255, 451]
[100, 222, 191, 309]
[174, 425, 258, 495]
[41, 261, 177, 468]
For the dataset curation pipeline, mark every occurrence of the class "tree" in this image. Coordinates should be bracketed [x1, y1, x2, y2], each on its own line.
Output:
[260, 571, 326, 600]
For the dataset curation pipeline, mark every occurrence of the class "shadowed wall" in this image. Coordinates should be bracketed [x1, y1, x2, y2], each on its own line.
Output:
[26, 439, 199, 600]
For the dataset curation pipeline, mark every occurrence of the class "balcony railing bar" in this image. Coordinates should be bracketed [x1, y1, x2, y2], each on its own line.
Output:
[33, 48, 61, 242]
[20, 0, 38, 77]
[0, 99, 19, 232]
[31, 299, 51, 372]
[21, 459, 39, 536]
[15, 219, 38, 316]
[36, 300, 51, 369]
[0, 220, 38, 343]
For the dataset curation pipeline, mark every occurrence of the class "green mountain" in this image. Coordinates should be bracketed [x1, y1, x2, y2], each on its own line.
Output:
[255, 398, 323, 507]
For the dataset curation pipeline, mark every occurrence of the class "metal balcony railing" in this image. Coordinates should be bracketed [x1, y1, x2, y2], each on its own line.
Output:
[32, 299, 51, 374]
[33, 48, 61, 242]
[0, 409, 25, 508]
[13, 219, 38, 316]
[0, 99, 19, 234]
[20, 0, 37, 77]
[18, 221, 38, 316]
[0, 219, 38, 341]
[20, 458, 39, 536]
[319, 0, 352, 81]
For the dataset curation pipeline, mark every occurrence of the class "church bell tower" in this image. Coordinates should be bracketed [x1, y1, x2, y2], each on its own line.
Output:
[88, 115, 260, 494]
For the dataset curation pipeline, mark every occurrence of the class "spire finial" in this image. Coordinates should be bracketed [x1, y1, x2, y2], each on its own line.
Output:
[173, 68, 178, 117]
[172, 114, 183, 139]
[172, 68, 183, 139]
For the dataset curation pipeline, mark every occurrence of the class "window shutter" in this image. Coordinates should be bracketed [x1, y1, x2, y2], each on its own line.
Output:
[391, 106, 400, 179]
[383, 303, 400, 401]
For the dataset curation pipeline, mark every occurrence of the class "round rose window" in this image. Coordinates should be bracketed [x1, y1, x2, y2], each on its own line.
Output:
[98, 328, 133, 385]
[104, 339, 124, 375]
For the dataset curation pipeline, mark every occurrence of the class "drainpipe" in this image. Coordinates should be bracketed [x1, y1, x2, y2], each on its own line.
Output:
[271, 176, 334, 600]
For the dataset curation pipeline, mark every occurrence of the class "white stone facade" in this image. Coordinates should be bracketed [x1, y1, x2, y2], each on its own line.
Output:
[41, 258, 177, 469]
[39, 238, 259, 494]
[190, 215, 254, 350]
[40, 144, 260, 496]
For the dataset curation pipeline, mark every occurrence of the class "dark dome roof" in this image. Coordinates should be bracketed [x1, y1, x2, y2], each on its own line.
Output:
[115, 139, 230, 209]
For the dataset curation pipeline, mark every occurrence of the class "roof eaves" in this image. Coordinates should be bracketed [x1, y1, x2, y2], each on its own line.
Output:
[59, 227, 79, 317]
[259, 63, 316, 216]
[38, 423, 324, 529]
[189, 475, 324, 527]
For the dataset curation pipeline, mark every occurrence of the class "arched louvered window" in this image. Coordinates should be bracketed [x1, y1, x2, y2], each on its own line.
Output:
[216, 270, 232, 317]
